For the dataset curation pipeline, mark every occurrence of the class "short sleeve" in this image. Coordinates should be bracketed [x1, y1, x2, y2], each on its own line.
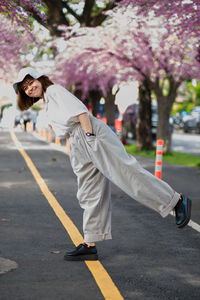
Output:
[44, 84, 89, 137]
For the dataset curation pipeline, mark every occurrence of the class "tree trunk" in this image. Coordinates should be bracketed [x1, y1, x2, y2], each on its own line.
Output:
[88, 90, 102, 116]
[156, 96, 173, 152]
[154, 78, 180, 153]
[136, 80, 153, 150]
[67, 85, 102, 117]
[104, 88, 116, 127]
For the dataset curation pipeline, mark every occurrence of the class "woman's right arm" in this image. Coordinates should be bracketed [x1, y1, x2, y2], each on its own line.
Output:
[77, 113, 93, 134]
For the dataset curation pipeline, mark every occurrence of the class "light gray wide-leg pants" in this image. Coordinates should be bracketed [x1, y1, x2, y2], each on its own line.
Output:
[69, 116, 180, 243]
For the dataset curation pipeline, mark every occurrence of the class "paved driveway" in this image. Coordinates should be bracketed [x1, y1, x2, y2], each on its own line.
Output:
[172, 131, 200, 156]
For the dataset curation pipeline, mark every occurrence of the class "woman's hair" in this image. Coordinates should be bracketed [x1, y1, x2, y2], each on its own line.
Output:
[17, 75, 54, 111]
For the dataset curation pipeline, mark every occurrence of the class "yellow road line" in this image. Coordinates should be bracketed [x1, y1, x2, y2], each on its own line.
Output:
[10, 131, 124, 300]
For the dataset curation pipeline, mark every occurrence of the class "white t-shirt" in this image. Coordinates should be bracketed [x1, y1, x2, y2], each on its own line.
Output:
[44, 84, 89, 138]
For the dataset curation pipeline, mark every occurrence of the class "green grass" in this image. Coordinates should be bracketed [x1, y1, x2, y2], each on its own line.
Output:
[125, 143, 200, 168]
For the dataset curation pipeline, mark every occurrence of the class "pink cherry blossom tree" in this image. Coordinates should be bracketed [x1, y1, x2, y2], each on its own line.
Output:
[115, 0, 200, 150]
[3, 1, 199, 152]
[52, 7, 200, 152]
[107, 9, 200, 151]
[0, 14, 33, 83]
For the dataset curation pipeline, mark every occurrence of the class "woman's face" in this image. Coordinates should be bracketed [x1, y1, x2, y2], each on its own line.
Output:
[22, 78, 43, 98]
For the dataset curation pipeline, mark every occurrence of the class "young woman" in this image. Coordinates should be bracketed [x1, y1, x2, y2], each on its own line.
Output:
[13, 67, 192, 261]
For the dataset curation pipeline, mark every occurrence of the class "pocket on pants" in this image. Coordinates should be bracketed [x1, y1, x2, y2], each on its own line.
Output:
[85, 134, 96, 142]
[85, 134, 98, 151]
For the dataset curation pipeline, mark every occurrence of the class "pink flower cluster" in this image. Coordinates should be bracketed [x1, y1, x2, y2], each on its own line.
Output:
[0, 0, 45, 29]
[0, 14, 33, 82]
[52, 7, 200, 98]
[118, 0, 200, 36]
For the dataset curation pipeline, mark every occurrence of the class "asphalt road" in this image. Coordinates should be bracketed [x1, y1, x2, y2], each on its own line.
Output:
[0, 129, 200, 300]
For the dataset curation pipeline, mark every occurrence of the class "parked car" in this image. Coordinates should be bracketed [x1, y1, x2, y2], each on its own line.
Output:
[173, 114, 184, 130]
[122, 103, 173, 140]
[183, 106, 200, 134]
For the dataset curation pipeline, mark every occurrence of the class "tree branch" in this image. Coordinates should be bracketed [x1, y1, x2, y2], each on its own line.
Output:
[90, 1, 117, 27]
[82, 0, 95, 25]
[20, 0, 70, 36]
[62, 1, 82, 23]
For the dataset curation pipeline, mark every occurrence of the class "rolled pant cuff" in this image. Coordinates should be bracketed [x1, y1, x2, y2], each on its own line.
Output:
[160, 191, 180, 218]
[84, 232, 112, 243]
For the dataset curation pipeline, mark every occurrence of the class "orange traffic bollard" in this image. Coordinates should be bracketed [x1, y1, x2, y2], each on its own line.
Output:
[48, 129, 52, 143]
[55, 136, 61, 146]
[115, 119, 122, 133]
[26, 122, 29, 131]
[30, 121, 34, 132]
[66, 138, 70, 153]
[43, 128, 47, 139]
[155, 139, 163, 179]
[101, 118, 107, 124]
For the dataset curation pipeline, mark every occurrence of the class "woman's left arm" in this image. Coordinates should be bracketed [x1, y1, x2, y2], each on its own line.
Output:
[77, 113, 93, 134]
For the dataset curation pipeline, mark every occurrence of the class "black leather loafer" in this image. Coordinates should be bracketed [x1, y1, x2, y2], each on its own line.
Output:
[64, 243, 98, 261]
[175, 195, 192, 228]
